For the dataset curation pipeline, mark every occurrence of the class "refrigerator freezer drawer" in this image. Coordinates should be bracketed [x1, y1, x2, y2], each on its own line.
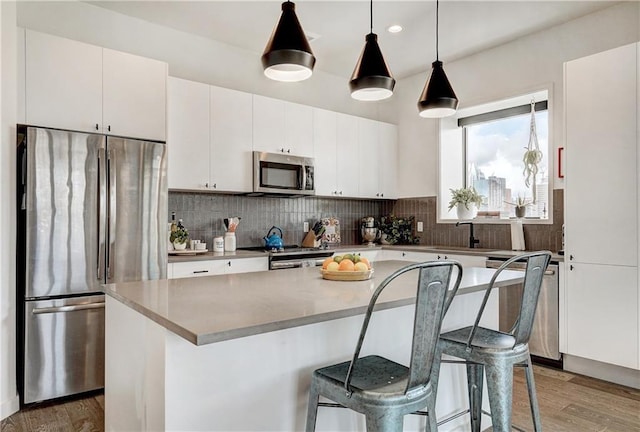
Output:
[24, 294, 105, 404]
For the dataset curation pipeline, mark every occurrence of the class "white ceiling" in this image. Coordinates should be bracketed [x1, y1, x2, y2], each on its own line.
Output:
[89, 0, 617, 80]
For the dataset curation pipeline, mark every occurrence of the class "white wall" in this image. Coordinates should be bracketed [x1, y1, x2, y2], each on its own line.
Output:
[395, 1, 640, 198]
[15, 1, 397, 125]
[0, 1, 19, 421]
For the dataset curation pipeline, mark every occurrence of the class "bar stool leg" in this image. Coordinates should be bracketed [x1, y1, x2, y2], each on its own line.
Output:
[524, 357, 543, 431]
[484, 363, 514, 432]
[425, 393, 438, 432]
[466, 363, 484, 432]
[365, 411, 404, 432]
[305, 381, 320, 432]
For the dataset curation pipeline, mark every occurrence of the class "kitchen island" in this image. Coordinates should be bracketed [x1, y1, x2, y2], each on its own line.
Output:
[103, 260, 523, 431]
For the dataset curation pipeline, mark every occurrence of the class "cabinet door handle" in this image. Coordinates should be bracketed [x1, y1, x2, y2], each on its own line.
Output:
[205, 182, 209, 188]
[193, 270, 209, 274]
[107, 125, 111, 132]
[402, 252, 406, 257]
[213, 183, 217, 189]
[437, 255, 442, 260]
[380, 193, 384, 197]
[95, 123, 99, 131]
[569, 254, 574, 260]
[569, 265, 574, 271]
[227, 261, 231, 266]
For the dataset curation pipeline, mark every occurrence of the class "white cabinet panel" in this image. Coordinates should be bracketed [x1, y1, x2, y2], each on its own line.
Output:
[168, 77, 210, 190]
[103, 48, 167, 141]
[171, 260, 227, 279]
[285, 102, 313, 157]
[336, 113, 359, 197]
[566, 263, 638, 369]
[226, 257, 268, 274]
[565, 43, 637, 267]
[358, 118, 379, 199]
[313, 108, 338, 196]
[210, 86, 253, 192]
[25, 29, 102, 133]
[379, 122, 398, 199]
[253, 95, 285, 153]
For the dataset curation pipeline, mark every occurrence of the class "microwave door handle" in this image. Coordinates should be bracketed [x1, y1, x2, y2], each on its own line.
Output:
[301, 166, 307, 191]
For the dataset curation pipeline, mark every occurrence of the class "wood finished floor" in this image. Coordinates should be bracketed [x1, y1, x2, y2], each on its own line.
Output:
[1, 366, 638, 431]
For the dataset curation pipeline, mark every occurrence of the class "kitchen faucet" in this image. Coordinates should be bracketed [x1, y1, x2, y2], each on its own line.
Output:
[456, 221, 480, 248]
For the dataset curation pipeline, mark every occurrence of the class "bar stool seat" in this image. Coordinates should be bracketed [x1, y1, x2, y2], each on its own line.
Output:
[306, 261, 464, 432]
[432, 251, 552, 432]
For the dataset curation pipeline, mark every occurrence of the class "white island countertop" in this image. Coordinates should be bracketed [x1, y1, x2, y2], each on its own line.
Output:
[103, 260, 523, 346]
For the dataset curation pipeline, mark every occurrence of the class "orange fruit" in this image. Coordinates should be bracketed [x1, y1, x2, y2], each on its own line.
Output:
[338, 259, 355, 271]
[359, 257, 371, 269]
[322, 257, 334, 270]
[354, 262, 369, 272]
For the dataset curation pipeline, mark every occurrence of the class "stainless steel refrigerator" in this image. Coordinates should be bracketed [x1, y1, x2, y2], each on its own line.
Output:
[16, 125, 167, 405]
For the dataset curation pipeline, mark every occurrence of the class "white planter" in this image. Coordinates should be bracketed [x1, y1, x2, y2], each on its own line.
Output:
[173, 241, 187, 251]
[456, 203, 477, 220]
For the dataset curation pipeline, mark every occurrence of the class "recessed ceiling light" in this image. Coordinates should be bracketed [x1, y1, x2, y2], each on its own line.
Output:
[387, 25, 403, 34]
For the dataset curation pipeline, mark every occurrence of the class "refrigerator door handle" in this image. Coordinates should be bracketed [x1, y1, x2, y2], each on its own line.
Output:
[107, 148, 117, 281]
[98, 148, 107, 280]
[32, 302, 105, 315]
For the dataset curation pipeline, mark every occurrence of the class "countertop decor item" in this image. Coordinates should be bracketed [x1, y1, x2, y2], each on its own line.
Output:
[505, 196, 532, 218]
[170, 219, 189, 249]
[349, 0, 395, 101]
[379, 215, 419, 245]
[320, 217, 341, 245]
[321, 268, 373, 281]
[448, 187, 482, 220]
[417, 0, 458, 118]
[169, 249, 209, 256]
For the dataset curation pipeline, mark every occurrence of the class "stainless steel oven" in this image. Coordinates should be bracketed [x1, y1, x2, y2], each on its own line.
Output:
[253, 151, 315, 195]
[486, 258, 562, 367]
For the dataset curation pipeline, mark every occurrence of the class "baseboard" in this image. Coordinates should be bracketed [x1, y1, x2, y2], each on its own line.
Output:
[564, 354, 640, 389]
[0, 394, 19, 421]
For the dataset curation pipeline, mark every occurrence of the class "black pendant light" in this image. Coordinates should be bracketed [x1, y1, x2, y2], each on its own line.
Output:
[349, 0, 395, 101]
[262, 1, 316, 82]
[417, 0, 458, 117]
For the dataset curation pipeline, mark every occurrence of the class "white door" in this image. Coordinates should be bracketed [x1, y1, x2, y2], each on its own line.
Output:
[103, 48, 167, 141]
[565, 43, 637, 267]
[210, 86, 253, 192]
[336, 113, 359, 197]
[378, 122, 398, 199]
[313, 108, 337, 196]
[358, 118, 379, 199]
[566, 263, 638, 369]
[253, 95, 285, 153]
[167, 77, 210, 190]
[25, 30, 102, 133]
[284, 102, 313, 157]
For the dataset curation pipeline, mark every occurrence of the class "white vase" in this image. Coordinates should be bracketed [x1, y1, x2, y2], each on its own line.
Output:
[456, 203, 477, 220]
[173, 241, 187, 250]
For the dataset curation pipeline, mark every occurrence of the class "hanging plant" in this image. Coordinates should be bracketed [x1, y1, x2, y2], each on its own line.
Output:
[523, 100, 542, 203]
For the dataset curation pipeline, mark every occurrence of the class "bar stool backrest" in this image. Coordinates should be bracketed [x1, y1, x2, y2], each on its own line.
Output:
[344, 261, 463, 396]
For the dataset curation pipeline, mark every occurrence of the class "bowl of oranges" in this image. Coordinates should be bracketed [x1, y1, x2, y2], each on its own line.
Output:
[320, 253, 373, 281]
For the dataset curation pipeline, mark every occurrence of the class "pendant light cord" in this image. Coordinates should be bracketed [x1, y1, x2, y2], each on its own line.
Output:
[435, 0, 439, 61]
[370, 0, 373, 33]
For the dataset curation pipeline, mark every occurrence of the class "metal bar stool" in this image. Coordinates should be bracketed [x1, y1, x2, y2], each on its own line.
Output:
[305, 261, 463, 432]
[432, 251, 552, 432]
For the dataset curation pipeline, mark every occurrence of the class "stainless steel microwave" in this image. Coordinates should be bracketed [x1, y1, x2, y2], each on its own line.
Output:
[253, 151, 315, 195]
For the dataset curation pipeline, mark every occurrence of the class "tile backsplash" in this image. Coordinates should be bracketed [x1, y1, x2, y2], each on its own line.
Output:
[170, 189, 563, 252]
[168, 192, 386, 248]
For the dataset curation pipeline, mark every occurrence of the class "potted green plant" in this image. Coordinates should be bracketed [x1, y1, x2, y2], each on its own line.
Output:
[448, 187, 483, 220]
[505, 196, 532, 218]
[170, 225, 189, 250]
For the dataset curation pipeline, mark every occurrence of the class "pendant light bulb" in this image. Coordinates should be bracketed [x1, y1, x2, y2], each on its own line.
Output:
[349, 0, 395, 101]
[417, 0, 458, 117]
[262, 1, 316, 82]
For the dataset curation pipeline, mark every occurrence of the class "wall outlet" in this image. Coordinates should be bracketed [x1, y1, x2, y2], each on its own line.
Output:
[417, 221, 423, 232]
[303, 221, 309, 232]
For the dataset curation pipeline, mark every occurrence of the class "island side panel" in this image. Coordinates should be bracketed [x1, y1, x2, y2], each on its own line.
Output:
[105, 296, 166, 432]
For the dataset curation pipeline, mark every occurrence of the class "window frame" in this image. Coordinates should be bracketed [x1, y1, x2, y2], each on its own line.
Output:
[437, 88, 554, 225]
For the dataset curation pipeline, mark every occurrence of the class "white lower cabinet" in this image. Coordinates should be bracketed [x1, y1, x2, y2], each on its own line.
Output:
[566, 263, 638, 369]
[379, 250, 438, 262]
[170, 257, 268, 279]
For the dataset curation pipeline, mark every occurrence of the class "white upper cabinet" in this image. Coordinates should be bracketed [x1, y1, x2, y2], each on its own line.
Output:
[102, 49, 167, 141]
[336, 113, 359, 197]
[167, 77, 210, 190]
[253, 95, 313, 157]
[25, 30, 167, 141]
[378, 122, 398, 199]
[565, 43, 637, 267]
[210, 85, 253, 192]
[25, 29, 102, 134]
[313, 108, 338, 196]
[357, 117, 379, 199]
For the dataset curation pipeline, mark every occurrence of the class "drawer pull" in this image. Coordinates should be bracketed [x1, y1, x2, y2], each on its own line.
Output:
[193, 270, 209, 274]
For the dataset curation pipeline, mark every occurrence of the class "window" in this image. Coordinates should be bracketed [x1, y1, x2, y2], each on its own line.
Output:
[439, 90, 552, 222]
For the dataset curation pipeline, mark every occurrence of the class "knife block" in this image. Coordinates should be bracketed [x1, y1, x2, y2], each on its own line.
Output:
[302, 230, 320, 248]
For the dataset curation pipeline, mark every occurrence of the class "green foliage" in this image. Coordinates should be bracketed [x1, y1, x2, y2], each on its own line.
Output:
[448, 187, 483, 211]
[170, 226, 189, 244]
